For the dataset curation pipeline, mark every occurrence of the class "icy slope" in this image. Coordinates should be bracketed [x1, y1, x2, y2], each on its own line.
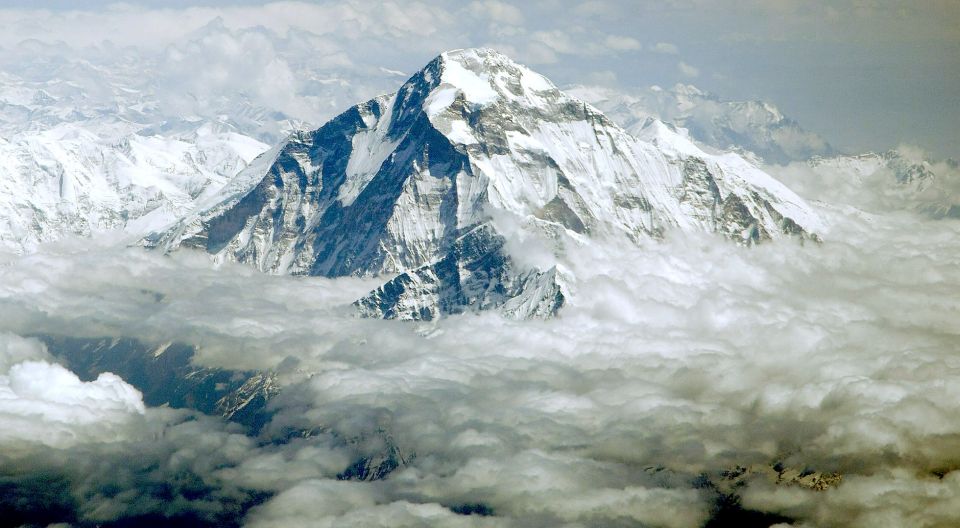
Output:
[150, 48, 822, 320]
[0, 123, 267, 254]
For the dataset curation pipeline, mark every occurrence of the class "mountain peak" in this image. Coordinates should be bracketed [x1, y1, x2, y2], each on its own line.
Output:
[440, 47, 510, 64]
[436, 47, 519, 76]
[149, 49, 822, 320]
[634, 118, 701, 157]
[409, 47, 560, 115]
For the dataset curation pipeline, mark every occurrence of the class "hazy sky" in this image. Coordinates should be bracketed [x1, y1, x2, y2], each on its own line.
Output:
[1, 1, 957, 157]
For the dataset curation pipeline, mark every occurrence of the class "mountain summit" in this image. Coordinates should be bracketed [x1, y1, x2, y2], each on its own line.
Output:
[147, 48, 822, 320]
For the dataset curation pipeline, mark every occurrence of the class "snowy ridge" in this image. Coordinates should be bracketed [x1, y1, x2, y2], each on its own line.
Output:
[149, 48, 823, 320]
[782, 149, 960, 218]
[0, 122, 267, 254]
[569, 83, 835, 164]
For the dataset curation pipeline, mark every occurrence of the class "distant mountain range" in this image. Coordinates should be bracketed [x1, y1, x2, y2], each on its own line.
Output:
[0, 122, 267, 253]
[569, 83, 836, 165]
[0, 20, 399, 255]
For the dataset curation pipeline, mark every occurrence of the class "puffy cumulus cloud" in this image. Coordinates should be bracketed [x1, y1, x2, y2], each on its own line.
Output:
[3, 170, 960, 525]
[0, 333, 144, 450]
[0, 332, 51, 371]
[0, 361, 145, 449]
[378, 449, 710, 527]
[0, 332, 363, 525]
[0, 412, 290, 527]
[0, 332, 269, 525]
[0, 235, 383, 372]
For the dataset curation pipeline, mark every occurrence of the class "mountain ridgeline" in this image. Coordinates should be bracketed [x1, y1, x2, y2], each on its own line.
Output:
[569, 83, 836, 165]
[146, 48, 822, 320]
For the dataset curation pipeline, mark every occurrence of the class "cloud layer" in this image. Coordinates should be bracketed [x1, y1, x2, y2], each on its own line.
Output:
[1, 166, 960, 525]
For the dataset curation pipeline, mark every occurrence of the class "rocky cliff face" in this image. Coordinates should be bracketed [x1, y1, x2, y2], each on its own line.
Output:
[148, 48, 822, 320]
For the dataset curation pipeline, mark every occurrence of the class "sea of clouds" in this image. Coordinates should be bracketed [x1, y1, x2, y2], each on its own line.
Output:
[2, 168, 960, 527]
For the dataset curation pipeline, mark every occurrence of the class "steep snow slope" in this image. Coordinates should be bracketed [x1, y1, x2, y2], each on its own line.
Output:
[569, 83, 835, 165]
[149, 48, 822, 320]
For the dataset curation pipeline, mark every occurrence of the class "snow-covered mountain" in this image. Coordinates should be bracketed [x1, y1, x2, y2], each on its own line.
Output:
[149, 48, 822, 320]
[775, 148, 960, 217]
[0, 22, 420, 255]
[0, 27, 838, 258]
[809, 149, 937, 187]
[569, 83, 835, 165]
[0, 122, 267, 254]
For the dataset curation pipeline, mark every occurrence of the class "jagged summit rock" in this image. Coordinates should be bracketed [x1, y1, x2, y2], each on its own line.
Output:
[146, 48, 822, 320]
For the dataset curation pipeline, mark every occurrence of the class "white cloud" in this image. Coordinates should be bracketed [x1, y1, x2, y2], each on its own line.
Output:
[467, 0, 525, 26]
[0, 360, 145, 449]
[678, 60, 700, 77]
[0, 0, 954, 159]
[522, 40, 560, 64]
[0, 2, 456, 50]
[529, 29, 580, 55]
[604, 34, 642, 51]
[2, 167, 960, 525]
[0, 334, 146, 450]
[653, 41, 680, 54]
[770, 152, 960, 217]
[0, 333, 51, 372]
[573, 1, 619, 17]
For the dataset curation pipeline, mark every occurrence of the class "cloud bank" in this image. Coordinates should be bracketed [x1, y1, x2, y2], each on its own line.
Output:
[1, 167, 960, 525]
